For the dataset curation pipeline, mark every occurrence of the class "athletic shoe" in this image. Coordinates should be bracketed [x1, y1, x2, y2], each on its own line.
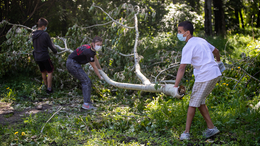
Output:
[46, 89, 53, 94]
[82, 103, 97, 110]
[180, 132, 190, 140]
[203, 126, 220, 138]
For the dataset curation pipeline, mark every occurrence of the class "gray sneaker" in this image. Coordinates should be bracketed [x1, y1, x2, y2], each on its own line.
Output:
[180, 132, 190, 140]
[82, 103, 97, 110]
[203, 126, 220, 138]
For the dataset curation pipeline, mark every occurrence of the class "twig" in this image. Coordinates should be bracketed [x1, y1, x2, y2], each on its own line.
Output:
[106, 47, 134, 57]
[245, 70, 260, 87]
[155, 65, 179, 83]
[222, 76, 239, 82]
[241, 68, 260, 82]
[41, 106, 63, 133]
[233, 73, 244, 90]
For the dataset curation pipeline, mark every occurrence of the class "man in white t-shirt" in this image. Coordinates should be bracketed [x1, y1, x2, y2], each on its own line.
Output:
[175, 21, 224, 140]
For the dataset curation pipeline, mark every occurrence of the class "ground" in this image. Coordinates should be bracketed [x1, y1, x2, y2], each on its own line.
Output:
[0, 101, 52, 125]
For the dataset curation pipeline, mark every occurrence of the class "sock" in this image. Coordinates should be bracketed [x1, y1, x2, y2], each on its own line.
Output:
[47, 87, 52, 91]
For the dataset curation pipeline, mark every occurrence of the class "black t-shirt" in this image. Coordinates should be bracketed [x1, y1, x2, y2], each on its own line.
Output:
[68, 44, 96, 64]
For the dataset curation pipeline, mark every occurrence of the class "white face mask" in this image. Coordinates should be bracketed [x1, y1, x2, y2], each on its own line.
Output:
[94, 45, 102, 51]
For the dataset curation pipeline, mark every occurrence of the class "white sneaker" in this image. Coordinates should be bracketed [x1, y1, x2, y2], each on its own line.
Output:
[82, 103, 97, 110]
[180, 132, 190, 140]
[203, 126, 220, 138]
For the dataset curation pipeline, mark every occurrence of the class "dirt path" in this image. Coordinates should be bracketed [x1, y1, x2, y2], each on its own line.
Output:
[0, 102, 52, 125]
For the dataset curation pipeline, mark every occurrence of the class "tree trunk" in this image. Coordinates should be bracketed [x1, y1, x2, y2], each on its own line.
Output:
[257, 6, 260, 28]
[234, 9, 239, 28]
[204, 0, 212, 36]
[213, 0, 226, 36]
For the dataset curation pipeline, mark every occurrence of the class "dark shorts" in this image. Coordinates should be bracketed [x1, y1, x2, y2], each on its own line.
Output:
[36, 59, 54, 73]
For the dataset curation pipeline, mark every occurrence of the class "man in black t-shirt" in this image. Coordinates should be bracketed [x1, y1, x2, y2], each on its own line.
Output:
[32, 18, 57, 94]
[66, 36, 103, 110]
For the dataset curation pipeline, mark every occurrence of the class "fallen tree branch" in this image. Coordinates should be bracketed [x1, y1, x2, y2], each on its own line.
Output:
[233, 73, 245, 90]
[241, 68, 260, 82]
[41, 106, 63, 133]
[245, 70, 260, 87]
[82, 21, 113, 29]
[92, 4, 134, 29]
[155, 64, 179, 83]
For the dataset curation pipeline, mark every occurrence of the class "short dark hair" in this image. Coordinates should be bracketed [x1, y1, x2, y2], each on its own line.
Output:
[178, 21, 194, 35]
[37, 17, 48, 27]
[92, 36, 103, 43]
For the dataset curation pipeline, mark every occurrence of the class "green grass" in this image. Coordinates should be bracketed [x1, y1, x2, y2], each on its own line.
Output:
[0, 33, 260, 145]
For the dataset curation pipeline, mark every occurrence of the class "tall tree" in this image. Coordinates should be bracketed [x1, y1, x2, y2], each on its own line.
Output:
[213, 0, 226, 36]
[257, 6, 260, 28]
[204, 0, 212, 36]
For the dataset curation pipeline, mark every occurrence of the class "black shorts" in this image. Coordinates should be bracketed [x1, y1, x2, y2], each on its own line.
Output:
[36, 59, 54, 73]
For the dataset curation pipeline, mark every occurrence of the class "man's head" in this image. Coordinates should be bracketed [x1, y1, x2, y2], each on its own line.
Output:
[91, 36, 103, 51]
[37, 18, 48, 31]
[177, 21, 193, 42]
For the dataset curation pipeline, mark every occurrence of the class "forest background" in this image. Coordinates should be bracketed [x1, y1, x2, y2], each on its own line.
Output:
[0, 0, 260, 145]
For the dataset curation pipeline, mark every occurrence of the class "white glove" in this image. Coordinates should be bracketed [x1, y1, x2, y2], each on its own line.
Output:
[216, 61, 226, 73]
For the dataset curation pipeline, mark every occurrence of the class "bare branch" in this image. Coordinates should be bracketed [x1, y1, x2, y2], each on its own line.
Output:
[82, 21, 113, 29]
[155, 64, 179, 83]
[133, 14, 150, 84]
[92, 4, 134, 29]
[241, 68, 260, 82]
[41, 106, 63, 133]
[2, 20, 34, 31]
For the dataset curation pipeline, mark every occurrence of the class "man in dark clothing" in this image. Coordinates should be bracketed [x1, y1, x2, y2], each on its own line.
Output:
[32, 17, 57, 94]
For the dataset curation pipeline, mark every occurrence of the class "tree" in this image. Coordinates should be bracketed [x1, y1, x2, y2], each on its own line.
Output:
[213, 0, 226, 36]
[204, 0, 212, 36]
[0, 3, 184, 98]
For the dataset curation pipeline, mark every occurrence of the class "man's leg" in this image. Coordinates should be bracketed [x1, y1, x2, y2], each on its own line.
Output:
[198, 104, 214, 129]
[185, 106, 196, 133]
[41, 71, 47, 86]
[47, 72, 53, 89]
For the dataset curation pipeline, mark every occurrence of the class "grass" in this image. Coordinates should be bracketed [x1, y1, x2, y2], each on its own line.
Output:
[0, 33, 260, 145]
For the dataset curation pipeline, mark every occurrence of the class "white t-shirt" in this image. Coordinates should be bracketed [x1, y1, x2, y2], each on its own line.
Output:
[181, 37, 221, 82]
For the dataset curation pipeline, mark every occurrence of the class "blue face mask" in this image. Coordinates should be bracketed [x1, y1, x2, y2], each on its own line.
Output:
[44, 27, 47, 31]
[177, 32, 187, 41]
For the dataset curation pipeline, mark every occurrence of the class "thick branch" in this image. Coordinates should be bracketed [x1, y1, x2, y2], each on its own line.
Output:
[133, 14, 151, 84]
[99, 70, 182, 98]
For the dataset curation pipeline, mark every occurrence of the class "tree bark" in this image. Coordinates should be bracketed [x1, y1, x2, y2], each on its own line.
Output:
[213, 0, 226, 36]
[204, 0, 212, 36]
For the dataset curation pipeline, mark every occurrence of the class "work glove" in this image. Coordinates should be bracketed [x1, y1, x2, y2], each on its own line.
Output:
[216, 61, 226, 73]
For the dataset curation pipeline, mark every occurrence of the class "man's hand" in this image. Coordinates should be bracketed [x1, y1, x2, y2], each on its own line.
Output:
[216, 61, 225, 72]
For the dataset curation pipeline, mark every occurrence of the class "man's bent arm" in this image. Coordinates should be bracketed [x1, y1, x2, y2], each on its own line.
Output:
[174, 64, 187, 87]
[212, 48, 220, 62]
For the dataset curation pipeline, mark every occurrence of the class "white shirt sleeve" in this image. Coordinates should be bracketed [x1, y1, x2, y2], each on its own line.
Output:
[181, 45, 193, 64]
[207, 42, 215, 52]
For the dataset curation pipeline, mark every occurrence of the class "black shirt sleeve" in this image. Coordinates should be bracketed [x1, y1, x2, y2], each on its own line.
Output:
[46, 33, 57, 54]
